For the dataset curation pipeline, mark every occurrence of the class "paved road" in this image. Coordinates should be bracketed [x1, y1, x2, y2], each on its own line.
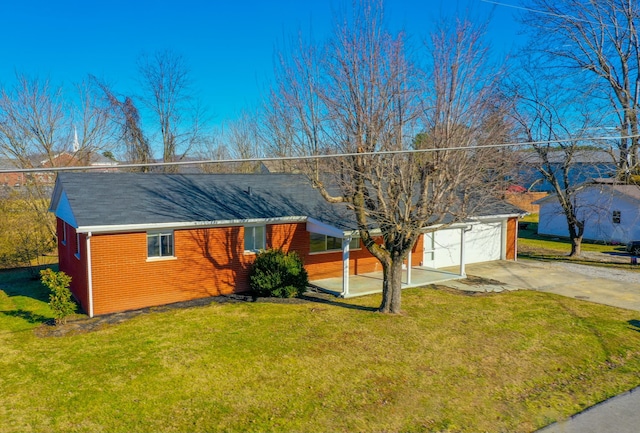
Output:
[449, 259, 640, 432]
[535, 387, 640, 433]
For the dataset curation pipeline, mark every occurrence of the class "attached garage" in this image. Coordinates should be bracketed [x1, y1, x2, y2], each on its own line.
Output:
[425, 220, 507, 269]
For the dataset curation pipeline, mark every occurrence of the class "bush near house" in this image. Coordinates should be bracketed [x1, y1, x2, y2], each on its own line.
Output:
[40, 268, 76, 325]
[249, 249, 309, 298]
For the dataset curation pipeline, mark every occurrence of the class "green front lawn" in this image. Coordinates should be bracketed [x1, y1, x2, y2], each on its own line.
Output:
[518, 214, 635, 267]
[2, 268, 640, 432]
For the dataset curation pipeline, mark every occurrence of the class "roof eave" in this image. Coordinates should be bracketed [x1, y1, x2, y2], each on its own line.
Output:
[77, 216, 309, 234]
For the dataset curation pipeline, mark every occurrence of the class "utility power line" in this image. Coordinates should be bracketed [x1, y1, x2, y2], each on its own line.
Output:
[0, 134, 635, 174]
[482, 0, 633, 30]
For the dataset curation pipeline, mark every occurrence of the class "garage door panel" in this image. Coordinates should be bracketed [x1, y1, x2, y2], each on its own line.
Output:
[466, 222, 501, 264]
[431, 222, 502, 268]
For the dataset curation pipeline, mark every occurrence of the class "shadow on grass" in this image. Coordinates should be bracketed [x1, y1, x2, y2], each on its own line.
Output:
[0, 265, 53, 303]
[299, 293, 378, 312]
[0, 309, 51, 324]
[628, 320, 640, 332]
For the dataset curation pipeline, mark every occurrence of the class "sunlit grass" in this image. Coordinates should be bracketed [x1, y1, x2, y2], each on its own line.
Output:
[518, 214, 633, 265]
[2, 268, 640, 432]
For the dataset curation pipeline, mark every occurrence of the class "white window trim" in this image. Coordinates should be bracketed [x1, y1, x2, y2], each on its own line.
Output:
[244, 224, 266, 254]
[147, 231, 175, 259]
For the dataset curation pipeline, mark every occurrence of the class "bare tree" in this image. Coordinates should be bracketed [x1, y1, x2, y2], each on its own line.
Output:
[0, 74, 115, 237]
[137, 50, 203, 171]
[92, 77, 152, 171]
[266, 2, 512, 313]
[511, 67, 617, 256]
[520, 0, 640, 173]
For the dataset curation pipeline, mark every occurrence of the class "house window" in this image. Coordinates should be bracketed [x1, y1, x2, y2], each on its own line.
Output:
[310, 233, 360, 253]
[612, 210, 621, 224]
[75, 233, 81, 259]
[147, 232, 174, 258]
[61, 221, 67, 246]
[244, 225, 265, 252]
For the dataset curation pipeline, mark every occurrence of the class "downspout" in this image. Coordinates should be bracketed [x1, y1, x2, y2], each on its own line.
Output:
[86, 231, 94, 318]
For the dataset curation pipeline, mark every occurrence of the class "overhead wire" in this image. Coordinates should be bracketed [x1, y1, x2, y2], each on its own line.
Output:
[0, 134, 635, 174]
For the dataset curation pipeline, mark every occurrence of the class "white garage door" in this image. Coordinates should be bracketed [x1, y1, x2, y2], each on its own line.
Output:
[465, 222, 502, 264]
[429, 222, 503, 268]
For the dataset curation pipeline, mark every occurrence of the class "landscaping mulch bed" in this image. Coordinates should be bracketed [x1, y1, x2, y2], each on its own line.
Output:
[33, 291, 334, 338]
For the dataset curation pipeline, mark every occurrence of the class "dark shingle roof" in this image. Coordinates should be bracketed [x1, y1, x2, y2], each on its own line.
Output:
[53, 172, 524, 231]
[54, 172, 356, 229]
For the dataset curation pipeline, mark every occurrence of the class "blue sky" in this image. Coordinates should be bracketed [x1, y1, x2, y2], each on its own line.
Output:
[0, 0, 523, 128]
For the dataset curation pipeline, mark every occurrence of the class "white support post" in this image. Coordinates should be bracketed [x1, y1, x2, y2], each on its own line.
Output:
[342, 236, 350, 297]
[406, 250, 412, 286]
[459, 227, 467, 278]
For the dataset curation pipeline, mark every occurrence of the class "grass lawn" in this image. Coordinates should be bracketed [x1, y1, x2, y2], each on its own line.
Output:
[2, 267, 640, 432]
[518, 214, 637, 269]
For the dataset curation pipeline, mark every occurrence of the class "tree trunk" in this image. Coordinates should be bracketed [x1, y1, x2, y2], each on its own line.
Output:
[379, 257, 403, 314]
[569, 235, 582, 257]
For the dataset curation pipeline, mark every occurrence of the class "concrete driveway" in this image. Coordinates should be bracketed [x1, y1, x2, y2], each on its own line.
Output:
[451, 259, 640, 312]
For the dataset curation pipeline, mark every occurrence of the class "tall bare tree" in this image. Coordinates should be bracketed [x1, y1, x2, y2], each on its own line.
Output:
[511, 68, 615, 256]
[92, 77, 152, 171]
[266, 2, 512, 313]
[137, 50, 203, 171]
[0, 74, 115, 235]
[521, 0, 640, 173]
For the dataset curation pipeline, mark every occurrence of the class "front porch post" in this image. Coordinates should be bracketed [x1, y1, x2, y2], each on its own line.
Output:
[459, 227, 467, 277]
[406, 249, 412, 286]
[342, 236, 350, 297]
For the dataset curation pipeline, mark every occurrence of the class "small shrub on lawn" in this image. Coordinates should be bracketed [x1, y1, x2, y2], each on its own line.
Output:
[40, 269, 76, 325]
[249, 249, 309, 298]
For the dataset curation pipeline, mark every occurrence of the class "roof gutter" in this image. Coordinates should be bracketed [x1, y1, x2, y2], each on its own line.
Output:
[76, 216, 309, 234]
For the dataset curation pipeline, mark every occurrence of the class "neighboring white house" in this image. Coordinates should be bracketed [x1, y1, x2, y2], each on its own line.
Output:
[537, 179, 640, 243]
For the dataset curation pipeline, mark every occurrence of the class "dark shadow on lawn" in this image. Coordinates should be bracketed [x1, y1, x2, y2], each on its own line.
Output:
[298, 292, 378, 312]
[1, 309, 50, 324]
[628, 320, 640, 332]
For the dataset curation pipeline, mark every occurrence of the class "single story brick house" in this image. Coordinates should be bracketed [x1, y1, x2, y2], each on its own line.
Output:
[49, 172, 524, 317]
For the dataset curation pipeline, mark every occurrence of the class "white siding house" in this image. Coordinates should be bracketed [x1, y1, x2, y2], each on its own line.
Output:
[537, 179, 640, 243]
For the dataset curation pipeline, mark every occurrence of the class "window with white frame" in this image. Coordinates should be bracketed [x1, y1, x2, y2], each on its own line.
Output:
[147, 231, 174, 258]
[612, 210, 621, 224]
[309, 233, 360, 253]
[61, 221, 67, 245]
[244, 225, 265, 252]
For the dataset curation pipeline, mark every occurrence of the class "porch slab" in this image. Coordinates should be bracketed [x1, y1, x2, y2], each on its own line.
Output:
[310, 266, 462, 298]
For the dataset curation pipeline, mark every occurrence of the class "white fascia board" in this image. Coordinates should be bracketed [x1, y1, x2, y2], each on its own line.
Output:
[77, 216, 308, 234]
[306, 217, 347, 238]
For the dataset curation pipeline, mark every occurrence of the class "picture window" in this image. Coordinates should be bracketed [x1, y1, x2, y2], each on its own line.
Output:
[310, 233, 360, 253]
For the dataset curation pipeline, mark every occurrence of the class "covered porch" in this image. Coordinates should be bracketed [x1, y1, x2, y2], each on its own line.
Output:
[309, 266, 462, 298]
[305, 218, 470, 298]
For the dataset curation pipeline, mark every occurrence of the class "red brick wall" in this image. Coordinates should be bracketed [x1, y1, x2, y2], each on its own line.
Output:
[506, 217, 517, 260]
[63, 220, 428, 316]
[56, 218, 89, 313]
